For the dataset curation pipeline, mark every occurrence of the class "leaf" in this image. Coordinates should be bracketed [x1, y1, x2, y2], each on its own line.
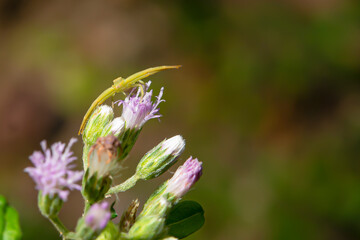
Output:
[0, 195, 7, 237]
[3, 206, 22, 240]
[0, 195, 22, 240]
[165, 201, 205, 239]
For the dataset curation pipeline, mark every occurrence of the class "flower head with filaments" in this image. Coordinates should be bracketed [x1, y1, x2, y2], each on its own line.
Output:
[118, 81, 164, 130]
[25, 138, 83, 201]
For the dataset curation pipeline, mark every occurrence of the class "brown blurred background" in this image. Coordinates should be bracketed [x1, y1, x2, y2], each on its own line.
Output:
[1, 0, 360, 239]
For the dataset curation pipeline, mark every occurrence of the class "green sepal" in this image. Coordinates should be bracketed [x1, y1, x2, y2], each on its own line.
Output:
[75, 217, 95, 240]
[118, 128, 141, 160]
[38, 192, 63, 218]
[127, 215, 167, 240]
[96, 221, 120, 240]
[83, 170, 112, 204]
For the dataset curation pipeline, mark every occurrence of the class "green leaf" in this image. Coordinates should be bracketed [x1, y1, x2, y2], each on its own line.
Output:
[0, 195, 22, 240]
[165, 201, 205, 239]
[0, 195, 7, 237]
[3, 206, 22, 240]
[110, 201, 118, 220]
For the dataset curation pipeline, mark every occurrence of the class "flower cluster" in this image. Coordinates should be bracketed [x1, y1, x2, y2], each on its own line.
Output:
[25, 67, 204, 240]
[25, 138, 83, 201]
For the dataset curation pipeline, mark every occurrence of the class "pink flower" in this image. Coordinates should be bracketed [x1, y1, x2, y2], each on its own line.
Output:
[25, 138, 83, 201]
[118, 81, 164, 129]
[165, 157, 202, 198]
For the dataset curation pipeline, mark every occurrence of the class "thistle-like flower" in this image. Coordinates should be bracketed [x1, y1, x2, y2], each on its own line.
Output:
[118, 81, 164, 130]
[85, 201, 111, 232]
[165, 157, 202, 199]
[24, 138, 83, 201]
[136, 135, 185, 180]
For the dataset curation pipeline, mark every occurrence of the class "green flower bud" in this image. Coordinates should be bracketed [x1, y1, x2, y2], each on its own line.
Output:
[101, 117, 125, 139]
[127, 215, 166, 240]
[83, 105, 114, 146]
[136, 135, 185, 180]
[38, 192, 63, 218]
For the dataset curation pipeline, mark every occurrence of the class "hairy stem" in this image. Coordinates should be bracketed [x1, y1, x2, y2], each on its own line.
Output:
[49, 216, 69, 237]
[107, 174, 139, 195]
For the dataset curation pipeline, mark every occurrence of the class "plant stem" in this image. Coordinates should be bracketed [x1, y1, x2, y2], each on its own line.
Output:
[107, 174, 139, 195]
[49, 216, 69, 236]
[83, 200, 91, 215]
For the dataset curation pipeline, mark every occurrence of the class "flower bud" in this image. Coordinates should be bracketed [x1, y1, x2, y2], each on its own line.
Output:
[142, 157, 202, 208]
[164, 157, 202, 200]
[75, 202, 112, 240]
[101, 117, 125, 139]
[135, 135, 185, 180]
[85, 202, 111, 232]
[83, 135, 121, 203]
[127, 215, 166, 240]
[83, 105, 114, 146]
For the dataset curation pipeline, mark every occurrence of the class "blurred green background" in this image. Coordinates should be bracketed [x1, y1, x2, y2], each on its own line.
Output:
[0, 0, 360, 239]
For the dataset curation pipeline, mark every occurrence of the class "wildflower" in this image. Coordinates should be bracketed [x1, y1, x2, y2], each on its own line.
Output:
[118, 81, 164, 130]
[85, 201, 111, 232]
[165, 157, 202, 199]
[25, 138, 83, 201]
[136, 135, 185, 180]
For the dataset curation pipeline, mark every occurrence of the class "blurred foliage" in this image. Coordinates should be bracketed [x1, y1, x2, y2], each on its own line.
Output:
[0, 0, 360, 239]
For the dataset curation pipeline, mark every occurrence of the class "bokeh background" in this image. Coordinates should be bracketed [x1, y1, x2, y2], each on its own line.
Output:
[1, 0, 360, 239]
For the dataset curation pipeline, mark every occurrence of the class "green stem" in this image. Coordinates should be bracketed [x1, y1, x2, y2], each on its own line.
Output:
[49, 216, 69, 236]
[107, 174, 139, 195]
[83, 201, 91, 215]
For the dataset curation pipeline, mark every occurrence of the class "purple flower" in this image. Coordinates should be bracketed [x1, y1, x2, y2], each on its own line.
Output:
[118, 81, 164, 129]
[85, 201, 111, 231]
[25, 138, 83, 201]
[165, 157, 202, 198]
